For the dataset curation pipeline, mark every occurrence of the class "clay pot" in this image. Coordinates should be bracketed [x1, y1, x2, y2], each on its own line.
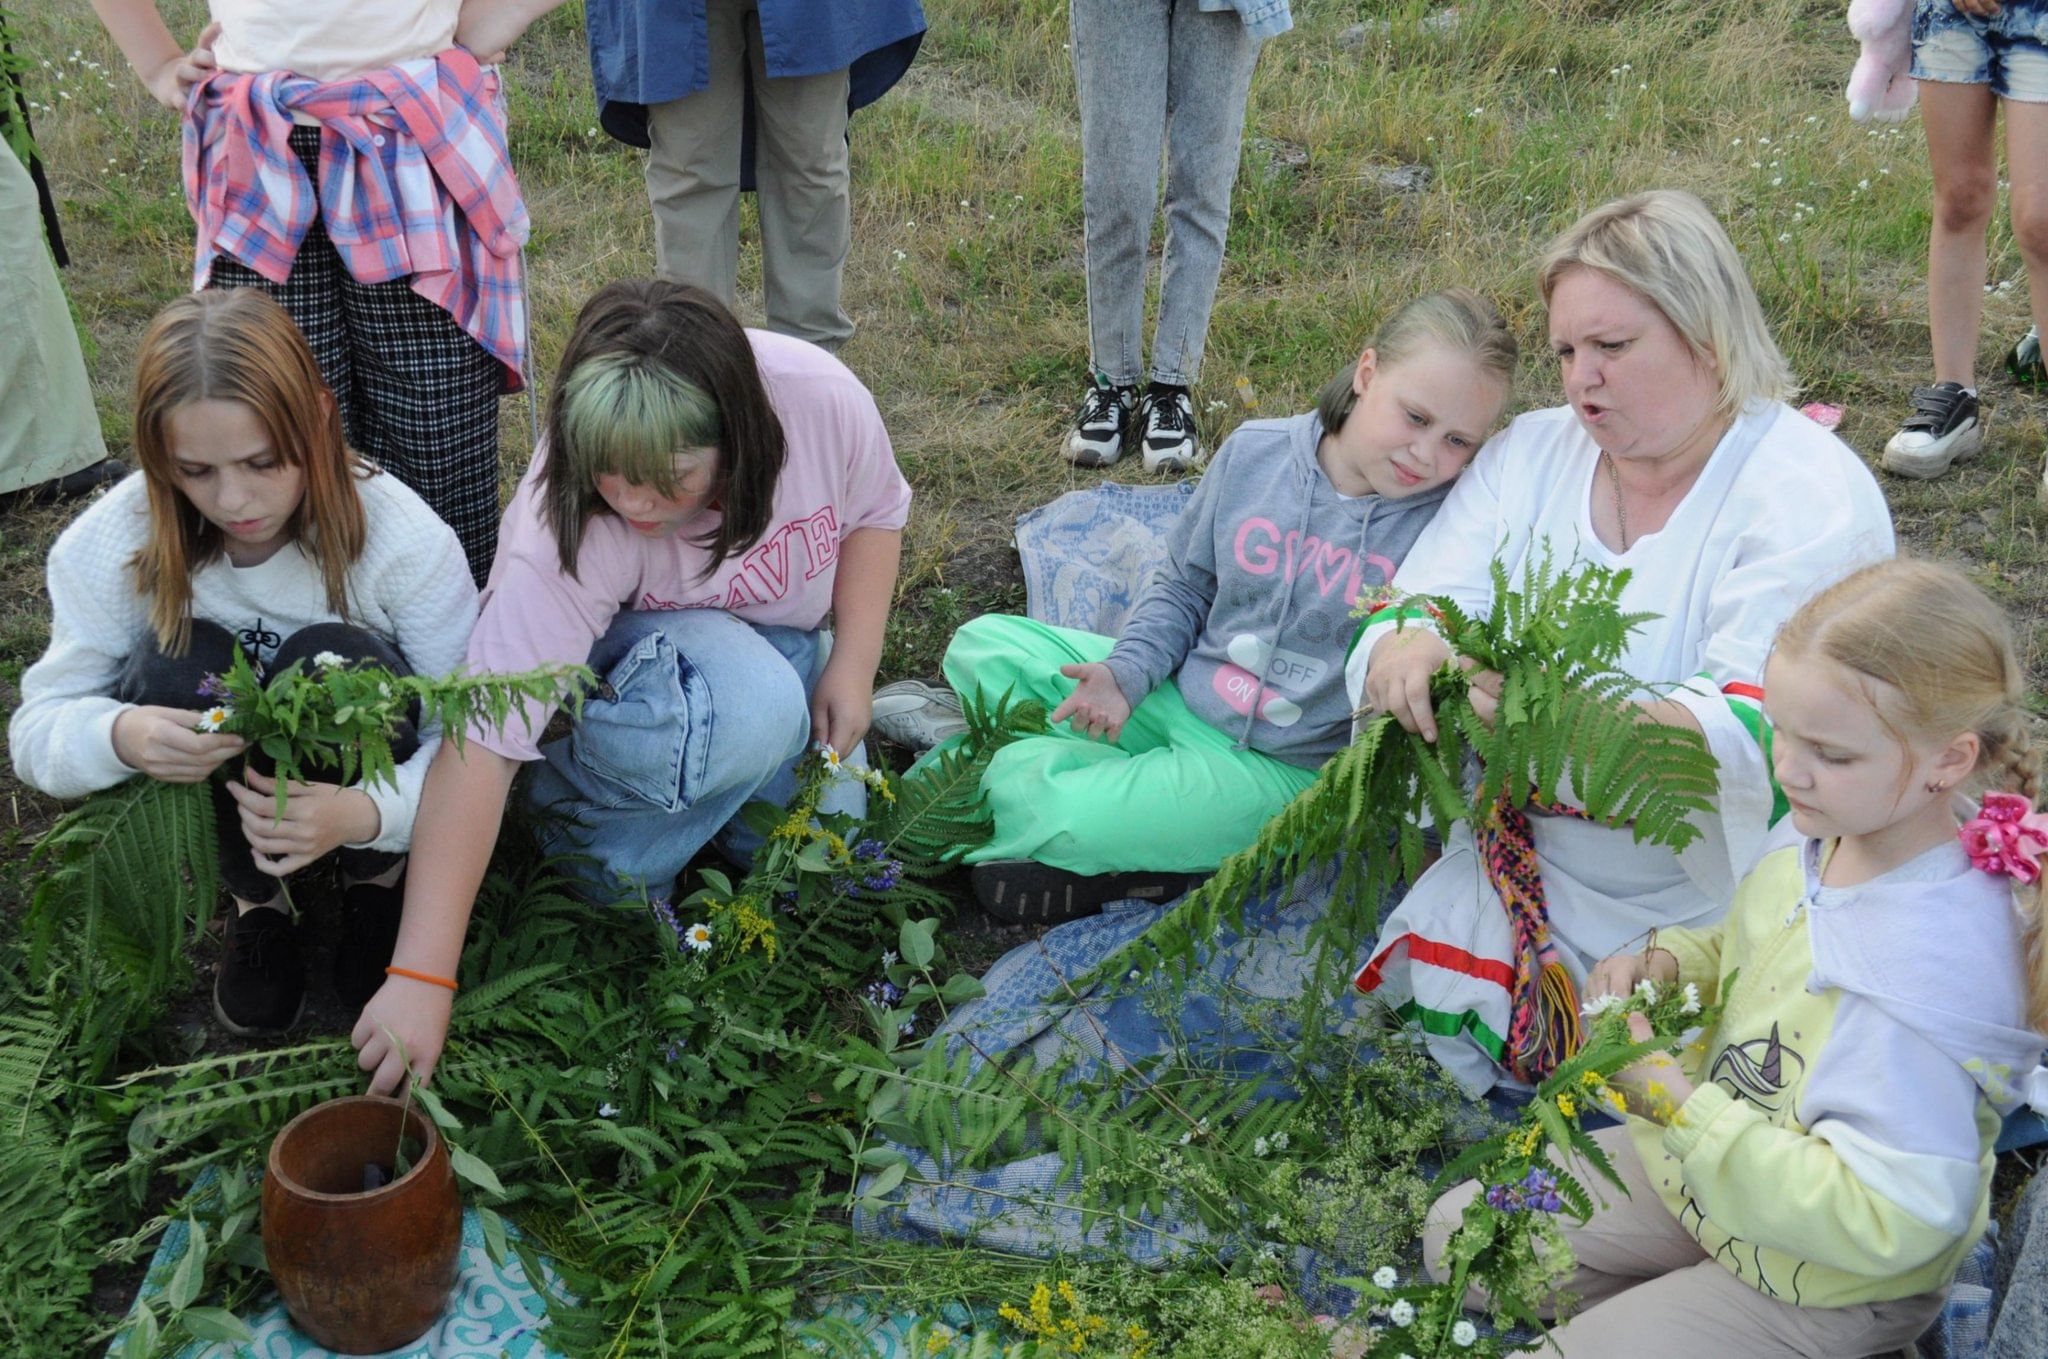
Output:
[261, 1094, 462, 1353]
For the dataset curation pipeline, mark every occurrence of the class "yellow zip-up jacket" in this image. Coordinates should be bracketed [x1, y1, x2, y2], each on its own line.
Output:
[1628, 839, 2039, 1307]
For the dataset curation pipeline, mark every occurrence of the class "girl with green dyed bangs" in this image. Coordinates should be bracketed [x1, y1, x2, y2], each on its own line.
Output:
[347, 279, 911, 1096]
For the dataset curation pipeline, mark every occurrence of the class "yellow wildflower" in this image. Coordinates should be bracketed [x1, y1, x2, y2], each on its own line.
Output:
[1556, 1093, 1577, 1118]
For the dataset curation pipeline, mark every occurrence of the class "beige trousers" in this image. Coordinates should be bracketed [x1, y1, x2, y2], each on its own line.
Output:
[643, 0, 852, 349]
[0, 137, 107, 495]
[1422, 1125, 1946, 1359]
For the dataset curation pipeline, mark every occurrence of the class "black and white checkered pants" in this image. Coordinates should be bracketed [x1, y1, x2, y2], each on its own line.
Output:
[207, 126, 504, 584]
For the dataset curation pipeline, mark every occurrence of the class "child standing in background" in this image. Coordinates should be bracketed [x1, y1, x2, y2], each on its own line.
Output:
[877, 289, 1516, 923]
[89, 0, 567, 582]
[1879, 0, 2048, 501]
[1059, 0, 1288, 474]
[1426, 559, 2048, 1357]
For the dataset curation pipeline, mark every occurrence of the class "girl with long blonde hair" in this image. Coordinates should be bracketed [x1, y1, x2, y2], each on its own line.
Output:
[1425, 558, 2048, 1358]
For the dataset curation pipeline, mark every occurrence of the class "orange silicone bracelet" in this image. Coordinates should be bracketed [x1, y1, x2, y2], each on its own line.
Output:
[385, 966, 459, 992]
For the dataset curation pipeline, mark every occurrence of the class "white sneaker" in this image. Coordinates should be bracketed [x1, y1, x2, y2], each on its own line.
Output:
[1881, 381, 1983, 480]
[870, 679, 967, 752]
[1137, 385, 1201, 474]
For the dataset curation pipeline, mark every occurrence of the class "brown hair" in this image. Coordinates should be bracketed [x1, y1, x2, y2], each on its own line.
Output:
[539, 279, 787, 578]
[129, 290, 367, 654]
[1776, 559, 2047, 1029]
[1315, 287, 1518, 433]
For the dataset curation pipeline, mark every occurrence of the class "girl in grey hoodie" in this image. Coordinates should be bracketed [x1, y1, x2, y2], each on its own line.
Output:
[892, 289, 1518, 923]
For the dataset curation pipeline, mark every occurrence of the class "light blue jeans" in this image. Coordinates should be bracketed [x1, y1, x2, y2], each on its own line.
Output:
[1071, 0, 1264, 387]
[524, 608, 864, 902]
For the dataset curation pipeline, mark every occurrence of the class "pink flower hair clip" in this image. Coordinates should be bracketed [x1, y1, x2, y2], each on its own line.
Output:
[1960, 792, 2048, 884]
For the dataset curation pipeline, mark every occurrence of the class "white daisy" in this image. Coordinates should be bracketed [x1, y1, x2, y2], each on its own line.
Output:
[683, 923, 714, 953]
[1581, 992, 1624, 1017]
[196, 707, 232, 732]
[1681, 982, 1702, 1015]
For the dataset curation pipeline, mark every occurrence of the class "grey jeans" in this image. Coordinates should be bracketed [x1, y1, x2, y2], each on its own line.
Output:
[1071, 0, 1263, 388]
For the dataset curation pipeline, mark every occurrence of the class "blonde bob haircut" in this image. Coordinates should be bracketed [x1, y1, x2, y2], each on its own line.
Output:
[130, 290, 368, 654]
[1538, 189, 1795, 418]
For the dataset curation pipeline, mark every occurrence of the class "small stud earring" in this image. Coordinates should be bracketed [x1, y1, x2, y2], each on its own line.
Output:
[1925, 779, 1950, 794]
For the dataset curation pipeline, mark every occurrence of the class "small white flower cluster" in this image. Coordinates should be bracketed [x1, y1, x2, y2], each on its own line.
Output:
[1452, 1318, 1478, 1346]
[1388, 1298, 1415, 1326]
[1372, 1266, 1398, 1289]
[1252, 1130, 1290, 1158]
[313, 651, 347, 669]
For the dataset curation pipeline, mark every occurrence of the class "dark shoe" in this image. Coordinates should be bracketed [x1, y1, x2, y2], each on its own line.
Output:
[1136, 383, 1201, 474]
[1881, 381, 1982, 479]
[214, 904, 306, 1036]
[2008, 326, 2044, 386]
[333, 877, 405, 1010]
[1062, 371, 1137, 467]
[0, 457, 126, 511]
[970, 859, 1199, 925]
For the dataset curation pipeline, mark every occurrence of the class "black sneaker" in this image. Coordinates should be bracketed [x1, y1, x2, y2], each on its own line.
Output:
[970, 859, 1199, 926]
[1881, 381, 1982, 480]
[2008, 326, 2045, 387]
[333, 877, 405, 1011]
[1062, 372, 1136, 467]
[1136, 384, 1201, 474]
[214, 904, 306, 1036]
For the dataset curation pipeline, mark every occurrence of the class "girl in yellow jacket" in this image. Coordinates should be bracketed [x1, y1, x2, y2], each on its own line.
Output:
[1426, 558, 2048, 1358]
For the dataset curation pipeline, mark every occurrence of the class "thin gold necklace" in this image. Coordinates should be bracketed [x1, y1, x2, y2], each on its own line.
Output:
[1603, 451, 1630, 551]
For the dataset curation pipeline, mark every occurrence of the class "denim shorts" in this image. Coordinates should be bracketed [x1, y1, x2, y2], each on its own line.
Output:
[1913, 0, 2048, 101]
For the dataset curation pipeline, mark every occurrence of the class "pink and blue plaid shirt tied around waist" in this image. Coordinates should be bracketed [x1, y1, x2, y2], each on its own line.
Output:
[182, 48, 529, 389]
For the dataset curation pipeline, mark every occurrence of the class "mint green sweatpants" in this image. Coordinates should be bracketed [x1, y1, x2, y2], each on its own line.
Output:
[934, 614, 1316, 875]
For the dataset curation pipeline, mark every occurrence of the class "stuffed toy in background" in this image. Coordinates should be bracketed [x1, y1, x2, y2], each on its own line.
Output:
[1846, 0, 1917, 122]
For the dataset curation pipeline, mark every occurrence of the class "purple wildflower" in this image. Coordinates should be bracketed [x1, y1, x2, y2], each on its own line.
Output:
[862, 979, 905, 1006]
[650, 898, 686, 951]
[852, 837, 888, 861]
[1485, 1167, 1563, 1215]
[861, 861, 903, 893]
[663, 1036, 688, 1064]
[196, 673, 231, 702]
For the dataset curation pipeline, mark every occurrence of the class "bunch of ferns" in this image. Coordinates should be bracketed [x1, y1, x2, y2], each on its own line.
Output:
[1092, 553, 1720, 988]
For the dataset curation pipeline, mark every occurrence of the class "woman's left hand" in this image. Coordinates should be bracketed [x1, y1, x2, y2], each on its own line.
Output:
[227, 769, 382, 876]
[1607, 1012, 1696, 1123]
[810, 657, 873, 758]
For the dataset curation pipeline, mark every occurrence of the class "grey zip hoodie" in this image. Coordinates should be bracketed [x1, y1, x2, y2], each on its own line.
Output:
[1100, 410, 1452, 768]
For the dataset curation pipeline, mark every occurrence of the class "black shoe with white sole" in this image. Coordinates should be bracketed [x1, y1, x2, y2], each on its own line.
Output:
[971, 859, 1200, 926]
[1881, 381, 1982, 480]
[1136, 384, 1201, 474]
[214, 903, 306, 1036]
[1063, 372, 1136, 467]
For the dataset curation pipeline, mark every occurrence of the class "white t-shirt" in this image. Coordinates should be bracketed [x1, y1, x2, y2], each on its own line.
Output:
[9, 468, 478, 854]
[1346, 400, 1896, 1092]
[209, 0, 460, 81]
